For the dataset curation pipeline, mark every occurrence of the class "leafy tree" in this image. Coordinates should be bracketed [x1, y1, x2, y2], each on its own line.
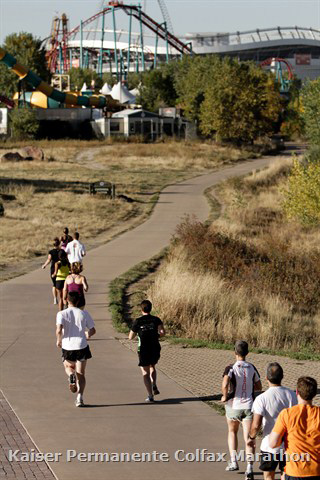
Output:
[174, 55, 220, 122]
[279, 78, 305, 139]
[302, 78, 320, 146]
[9, 108, 39, 139]
[138, 62, 179, 112]
[199, 59, 282, 143]
[0, 32, 49, 98]
[68, 68, 104, 91]
[283, 157, 320, 225]
[127, 72, 142, 90]
[102, 72, 118, 87]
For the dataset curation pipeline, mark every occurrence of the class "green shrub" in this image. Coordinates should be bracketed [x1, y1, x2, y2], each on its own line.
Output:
[283, 158, 320, 226]
[302, 78, 320, 145]
[9, 108, 39, 139]
[174, 217, 320, 314]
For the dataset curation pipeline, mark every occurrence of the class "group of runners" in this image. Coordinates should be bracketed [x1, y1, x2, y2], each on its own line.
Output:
[42, 231, 319, 480]
[42, 227, 87, 311]
[42, 227, 91, 407]
[222, 340, 319, 480]
[43, 229, 165, 408]
[54, 294, 164, 408]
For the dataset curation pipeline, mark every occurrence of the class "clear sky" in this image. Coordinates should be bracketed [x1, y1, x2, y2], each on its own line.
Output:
[0, 0, 319, 44]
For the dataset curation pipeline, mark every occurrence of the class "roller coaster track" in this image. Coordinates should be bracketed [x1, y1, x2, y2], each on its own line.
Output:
[157, 0, 173, 34]
[67, 3, 192, 55]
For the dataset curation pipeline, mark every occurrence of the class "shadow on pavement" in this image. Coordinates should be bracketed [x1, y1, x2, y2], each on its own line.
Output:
[85, 395, 219, 408]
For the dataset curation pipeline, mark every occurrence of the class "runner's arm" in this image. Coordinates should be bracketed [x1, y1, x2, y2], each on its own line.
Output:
[221, 375, 230, 402]
[42, 254, 51, 269]
[254, 379, 262, 391]
[247, 413, 263, 447]
[158, 323, 165, 337]
[56, 325, 63, 348]
[87, 327, 96, 338]
[63, 280, 68, 303]
[269, 410, 287, 449]
[82, 275, 88, 292]
[52, 261, 59, 277]
[128, 330, 136, 340]
[269, 431, 282, 449]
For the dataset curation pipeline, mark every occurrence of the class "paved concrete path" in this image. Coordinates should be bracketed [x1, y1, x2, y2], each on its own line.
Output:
[1, 155, 288, 480]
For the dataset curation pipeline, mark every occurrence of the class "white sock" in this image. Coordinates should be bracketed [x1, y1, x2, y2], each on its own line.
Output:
[230, 452, 237, 463]
[77, 393, 83, 401]
[246, 463, 253, 473]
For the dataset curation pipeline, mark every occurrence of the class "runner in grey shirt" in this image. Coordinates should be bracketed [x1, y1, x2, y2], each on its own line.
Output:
[247, 363, 297, 480]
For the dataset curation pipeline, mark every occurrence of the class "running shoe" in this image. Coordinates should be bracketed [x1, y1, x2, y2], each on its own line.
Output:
[69, 374, 77, 393]
[244, 472, 254, 480]
[152, 385, 160, 395]
[145, 395, 155, 403]
[75, 395, 84, 407]
[225, 461, 239, 471]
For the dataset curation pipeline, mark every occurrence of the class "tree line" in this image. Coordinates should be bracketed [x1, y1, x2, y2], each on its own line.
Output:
[0, 32, 319, 146]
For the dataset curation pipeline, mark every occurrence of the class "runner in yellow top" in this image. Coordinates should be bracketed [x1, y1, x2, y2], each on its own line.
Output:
[52, 250, 70, 311]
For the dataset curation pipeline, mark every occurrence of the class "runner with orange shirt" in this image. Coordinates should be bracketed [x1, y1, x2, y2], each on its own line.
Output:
[269, 376, 320, 480]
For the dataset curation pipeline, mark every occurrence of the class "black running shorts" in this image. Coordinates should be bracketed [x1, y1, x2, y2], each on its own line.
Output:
[138, 345, 161, 367]
[62, 345, 92, 362]
[56, 280, 65, 291]
[259, 451, 286, 473]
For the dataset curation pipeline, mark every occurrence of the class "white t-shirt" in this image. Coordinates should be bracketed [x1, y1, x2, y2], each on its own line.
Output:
[224, 360, 260, 410]
[56, 307, 94, 350]
[65, 240, 86, 264]
[252, 386, 297, 453]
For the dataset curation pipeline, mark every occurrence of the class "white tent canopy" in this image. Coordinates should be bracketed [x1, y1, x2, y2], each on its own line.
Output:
[110, 82, 136, 104]
[129, 87, 139, 97]
[100, 82, 112, 95]
[80, 82, 88, 92]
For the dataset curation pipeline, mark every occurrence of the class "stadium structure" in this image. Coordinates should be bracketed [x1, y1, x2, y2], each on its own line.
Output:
[184, 27, 320, 80]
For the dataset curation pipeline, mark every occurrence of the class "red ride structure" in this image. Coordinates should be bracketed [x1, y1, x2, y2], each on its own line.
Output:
[260, 57, 294, 93]
[47, 14, 70, 74]
[46, 1, 192, 77]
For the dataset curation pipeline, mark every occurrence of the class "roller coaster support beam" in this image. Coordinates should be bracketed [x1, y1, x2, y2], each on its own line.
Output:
[127, 11, 132, 74]
[138, 6, 145, 71]
[80, 21, 83, 68]
[154, 29, 158, 68]
[164, 21, 169, 63]
[99, 12, 105, 77]
[112, 7, 119, 79]
[59, 46, 63, 73]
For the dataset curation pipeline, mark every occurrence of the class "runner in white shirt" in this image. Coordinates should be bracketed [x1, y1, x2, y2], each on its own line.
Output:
[56, 291, 95, 407]
[65, 232, 86, 264]
[221, 340, 262, 480]
[247, 363, 297, 480]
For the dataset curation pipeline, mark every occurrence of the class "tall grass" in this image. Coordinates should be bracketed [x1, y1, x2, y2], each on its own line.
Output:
[148, 247, 319, 352]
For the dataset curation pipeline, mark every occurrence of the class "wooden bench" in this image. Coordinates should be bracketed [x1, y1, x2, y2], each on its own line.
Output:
[89, 181, 116, 199]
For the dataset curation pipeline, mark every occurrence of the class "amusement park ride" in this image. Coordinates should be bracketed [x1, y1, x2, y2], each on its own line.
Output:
[45, 1, 192, 79]
[260, 57, 294, 94]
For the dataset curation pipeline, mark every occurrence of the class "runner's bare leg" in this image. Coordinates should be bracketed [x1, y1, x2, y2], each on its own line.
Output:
[140, 366, 153, 396]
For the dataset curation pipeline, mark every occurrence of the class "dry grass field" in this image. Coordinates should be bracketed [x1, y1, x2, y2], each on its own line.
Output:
[0, 140, 255, 280]
[148, 156, 320, 355]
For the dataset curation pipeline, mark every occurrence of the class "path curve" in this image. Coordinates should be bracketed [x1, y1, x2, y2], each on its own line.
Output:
[0, 153, 292, 480]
